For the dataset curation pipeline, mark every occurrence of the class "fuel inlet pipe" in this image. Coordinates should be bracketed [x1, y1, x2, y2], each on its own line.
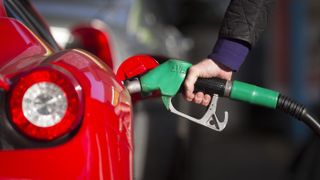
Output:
[125, 59, 320, 135]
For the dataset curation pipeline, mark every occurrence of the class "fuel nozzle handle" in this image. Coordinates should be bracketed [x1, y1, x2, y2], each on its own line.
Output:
[194, 77, 320, 136]
[194, 78, 279, 108]
[194, 77, 232, 97]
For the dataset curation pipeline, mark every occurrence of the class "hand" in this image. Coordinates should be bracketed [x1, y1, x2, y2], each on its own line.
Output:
[184, 58, 232, 106]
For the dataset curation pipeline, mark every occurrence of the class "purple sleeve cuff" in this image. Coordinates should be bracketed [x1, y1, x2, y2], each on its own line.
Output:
[208, 38, 250, 71]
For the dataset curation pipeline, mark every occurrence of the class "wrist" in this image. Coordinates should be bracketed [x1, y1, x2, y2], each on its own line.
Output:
[204, 58, 233, 80]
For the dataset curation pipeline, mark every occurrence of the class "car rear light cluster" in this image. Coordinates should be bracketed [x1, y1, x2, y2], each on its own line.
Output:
[9, 67, 82, 141]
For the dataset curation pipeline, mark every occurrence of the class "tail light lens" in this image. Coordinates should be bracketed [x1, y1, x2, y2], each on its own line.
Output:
[9, 68, 82, 141]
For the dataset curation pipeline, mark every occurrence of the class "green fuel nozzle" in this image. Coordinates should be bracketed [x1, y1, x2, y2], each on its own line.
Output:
[125, 59, 320, 135]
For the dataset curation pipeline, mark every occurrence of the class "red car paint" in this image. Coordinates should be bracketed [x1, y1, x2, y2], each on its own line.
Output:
[71, 23, 114, 70]
[0, 0, 5, 16]
[116, 55, 160, 103]
[0, 3, 133, 180]
[0, 18, 52, 78]
[0, 16, 52, 91]
[116, 55, 159, 81]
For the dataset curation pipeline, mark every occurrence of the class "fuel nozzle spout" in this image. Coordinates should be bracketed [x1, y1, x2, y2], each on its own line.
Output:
[124, 79, 141, 94]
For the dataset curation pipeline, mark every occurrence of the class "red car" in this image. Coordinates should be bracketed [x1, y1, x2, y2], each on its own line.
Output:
[0, 0, 158, 179]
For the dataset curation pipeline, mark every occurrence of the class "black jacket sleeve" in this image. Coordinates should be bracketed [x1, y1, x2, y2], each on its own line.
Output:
[219, 0, 276, 47]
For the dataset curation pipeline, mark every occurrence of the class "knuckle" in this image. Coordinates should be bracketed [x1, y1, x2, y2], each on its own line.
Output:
[194, 96, 203, 104]
[186, 97, 193, 102]
[184, 80, 192, 88]
[196, 92, 204, 98]
[202, 101, 209, 106]
[189, 67, 198, 74]
[185, 93, 194, 100]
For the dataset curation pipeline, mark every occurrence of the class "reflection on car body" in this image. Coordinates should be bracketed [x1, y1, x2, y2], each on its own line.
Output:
[0, 0, 133, 179]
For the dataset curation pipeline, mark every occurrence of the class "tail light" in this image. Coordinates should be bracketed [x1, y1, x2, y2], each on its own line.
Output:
[9, 67, 82, 141]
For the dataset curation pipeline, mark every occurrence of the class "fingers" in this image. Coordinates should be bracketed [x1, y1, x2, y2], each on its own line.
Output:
[202, 94, 211, 106]
[193, 92, 211, 106]
[184, 66, 199, 101]
[194, 92, 204, 104]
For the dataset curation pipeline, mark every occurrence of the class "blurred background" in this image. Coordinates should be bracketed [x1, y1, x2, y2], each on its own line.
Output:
[31, 0, 320, 179]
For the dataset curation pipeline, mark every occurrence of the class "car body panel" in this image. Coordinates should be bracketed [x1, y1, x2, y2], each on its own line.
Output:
[0, 0, 6, 16]
[0, 2, 133, 179]
[0, 17, 52, 90]
[70, 21, 114, 70]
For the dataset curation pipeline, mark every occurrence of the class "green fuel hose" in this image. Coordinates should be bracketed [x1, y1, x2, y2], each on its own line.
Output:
[194, 77, 320, 136]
